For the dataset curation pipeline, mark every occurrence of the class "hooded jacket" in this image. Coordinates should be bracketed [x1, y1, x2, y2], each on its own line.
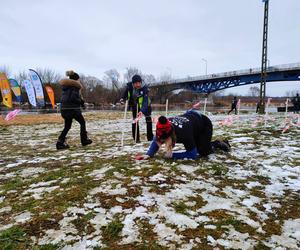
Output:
[60, 79, 84, 110]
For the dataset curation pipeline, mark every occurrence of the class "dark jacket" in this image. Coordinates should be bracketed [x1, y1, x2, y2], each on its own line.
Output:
[122, 82, 151, 115]
[169, 111, 212, 151]
[60, 79, 84, 110]
[231, 98, 237, 108]
[147, 110, 212, 159]
[292, 95, 300, 111]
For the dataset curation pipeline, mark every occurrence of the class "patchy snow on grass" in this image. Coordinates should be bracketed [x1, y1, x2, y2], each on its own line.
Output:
[0, 112, 299, 249]
[14, 211, 32, 223]
[266, 219, 300, 249]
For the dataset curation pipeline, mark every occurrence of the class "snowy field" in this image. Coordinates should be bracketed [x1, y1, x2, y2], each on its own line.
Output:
[0, 111, 299, 250]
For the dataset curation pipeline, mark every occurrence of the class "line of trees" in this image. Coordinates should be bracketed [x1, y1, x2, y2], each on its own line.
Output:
[0, 65, 178, 106]
[1, 65, 299, 107]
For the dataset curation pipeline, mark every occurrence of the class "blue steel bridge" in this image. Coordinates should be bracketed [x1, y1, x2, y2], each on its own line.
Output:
[149, 63, 300, 94]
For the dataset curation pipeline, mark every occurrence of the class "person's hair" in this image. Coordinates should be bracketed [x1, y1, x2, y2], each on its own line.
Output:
[158, 116, 168, 124]
[132, 74, 142, 84]
[66, 70, 80, 80]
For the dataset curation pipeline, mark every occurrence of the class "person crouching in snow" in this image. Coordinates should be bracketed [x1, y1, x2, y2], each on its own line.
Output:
[137, 109, 230, 160]
[56, 70, 92, 150]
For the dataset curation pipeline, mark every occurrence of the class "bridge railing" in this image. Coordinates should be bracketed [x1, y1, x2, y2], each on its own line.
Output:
[150, 62, 300, 86]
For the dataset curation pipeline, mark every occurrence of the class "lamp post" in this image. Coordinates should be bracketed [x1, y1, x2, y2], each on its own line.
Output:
[202, 58, 208, 75]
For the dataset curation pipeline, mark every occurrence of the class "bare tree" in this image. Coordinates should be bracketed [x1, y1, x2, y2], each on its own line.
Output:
[142, 74, 156, 86]
[35, 68, 62, 84]
[124, 67, 141, 83]
[248, 86, 260, 97]
[159, 71, 172, 82]
[14, 70, 28, 85]
[0, 65, 11, 77]
[80, 74, 103, 89]
[103, 69, 120, 90]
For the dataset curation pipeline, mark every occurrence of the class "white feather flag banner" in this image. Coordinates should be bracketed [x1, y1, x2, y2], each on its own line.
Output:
[23, 79, 37, 107]
[28, 69, 45, 107]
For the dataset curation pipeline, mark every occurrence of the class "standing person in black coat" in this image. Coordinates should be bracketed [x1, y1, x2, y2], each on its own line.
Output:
[292, 93, 300, 113]
[56, 70, 92, 150]
[228, 96, 238, 115]
[120, 74, 153, 142]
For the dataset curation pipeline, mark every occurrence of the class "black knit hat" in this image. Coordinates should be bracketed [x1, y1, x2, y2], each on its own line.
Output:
[132, 74, 142, 84]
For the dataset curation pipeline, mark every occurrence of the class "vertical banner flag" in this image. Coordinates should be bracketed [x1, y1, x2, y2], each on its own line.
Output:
[28, 69, 45, 107]
[23, 80, 37, 107]
[0, 72, 13, 108]
[8, 79, 22, 103]
[45, 85, 55, 108]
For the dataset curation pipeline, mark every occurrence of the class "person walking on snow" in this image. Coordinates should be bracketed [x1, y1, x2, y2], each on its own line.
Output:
[137, 108, 230, 160]
[56, 70, 92, 150]
[228, 96, 238, 115]
[120, 74, 153, 142]
[292, 93, 300, 113]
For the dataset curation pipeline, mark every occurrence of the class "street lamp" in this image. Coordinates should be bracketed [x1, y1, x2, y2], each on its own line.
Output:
[202, 58, 208, 75]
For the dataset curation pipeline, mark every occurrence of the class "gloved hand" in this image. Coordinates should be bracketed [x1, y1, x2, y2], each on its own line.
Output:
[137, 111, 143, 119]
[164, 151, 173, 159]
[119, 98, 125, 105]
[135, 154, 150, 160]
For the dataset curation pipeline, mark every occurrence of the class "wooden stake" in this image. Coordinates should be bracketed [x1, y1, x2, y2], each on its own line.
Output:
[121, 100, 128, 147]
[203, 98, 207, 114]
[135, 103, 139, 143]
[165, 99, 169, 116]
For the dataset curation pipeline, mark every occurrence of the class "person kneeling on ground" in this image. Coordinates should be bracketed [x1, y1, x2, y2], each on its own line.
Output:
[137, 109, 230, 160]
[56, 70, 92, 150]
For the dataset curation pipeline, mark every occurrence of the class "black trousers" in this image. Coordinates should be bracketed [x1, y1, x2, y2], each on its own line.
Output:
[59, 110, 86, 141]
[228, 105, 237, 115]
[195, 115, 213, 156]
[132, 107, 153, 142]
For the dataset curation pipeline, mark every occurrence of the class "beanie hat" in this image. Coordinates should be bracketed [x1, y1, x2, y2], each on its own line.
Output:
[156, 116, 173, 140]
[132, 74, 142, 84]
[66, 70, 80, 80]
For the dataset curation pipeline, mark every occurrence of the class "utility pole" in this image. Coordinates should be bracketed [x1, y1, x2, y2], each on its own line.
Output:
[259, 0, 269, 114]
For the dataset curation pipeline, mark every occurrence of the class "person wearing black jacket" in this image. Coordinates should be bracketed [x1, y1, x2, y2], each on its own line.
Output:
[292, 93, 300, 113]
[120, 74, 153, 142]
[56, 70, 92, 150]
[137, 109, 230, 160]
[228, 96, 238, 115]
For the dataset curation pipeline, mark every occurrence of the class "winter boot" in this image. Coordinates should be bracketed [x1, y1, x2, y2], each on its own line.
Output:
[212, 140, 231, 152]
[81, 132, 92, 146]
[223, 139, 231, 148]
[56, 138, 70, 150]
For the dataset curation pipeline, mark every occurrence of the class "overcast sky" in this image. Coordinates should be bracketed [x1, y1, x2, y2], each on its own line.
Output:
[1, 0, 299, 96]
